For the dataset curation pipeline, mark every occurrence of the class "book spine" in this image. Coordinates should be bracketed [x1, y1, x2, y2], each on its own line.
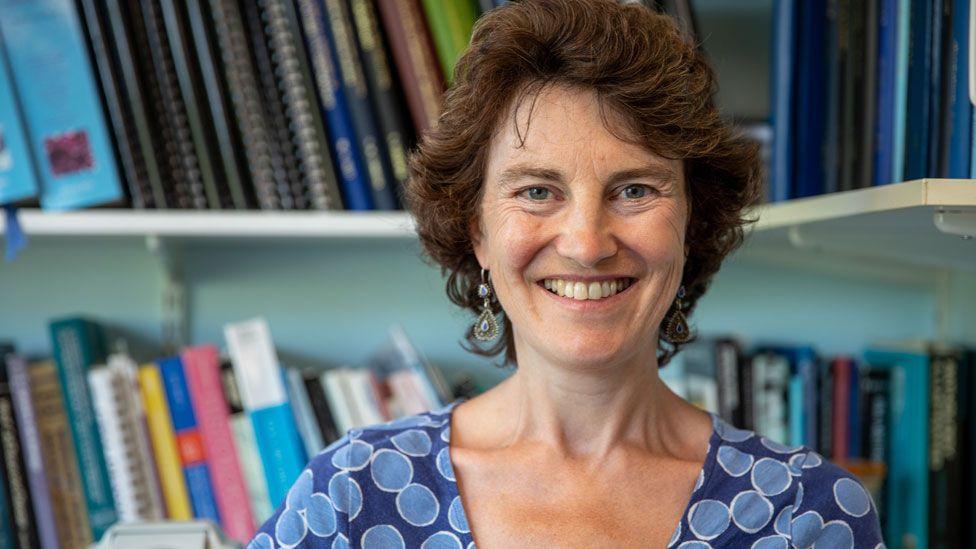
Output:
[29, 361, 91, 548]
[88, 367, 141, 522]
[874, 0, 898, 185]
[349, 0, 413, 200]
[375, 0, 445, 135]
[903, 0, 934, 179]
[259, 0, 345, 210]
[0, 33, 39, 205]
[857, 0, 878, 188]
[218, 360, 273, 524]
[322, 370, 355, 435]
[928, 0, 948, 177]
[0, 352, 39, 548]
[817, 358, 833, 457]
[294, 0, 374, 210]
[47, 318, 117, 540]
[224, 318, 306, 508]
[420, 0, 476, 85]
[788, 374, 804, 447]
[205, 0, 281, 210]
[822, 0, 841, 194]
[303, 369, 340, 444]
[286, 368, 325, 458]
[944, 0, 972, 177]
[136, 363, 192, 520]
[157, 356, 221, 525]
[322, 0, 398, 210]
[831, 357, 850, 460]
[714, 340, 741, 425]
[792, 0, 827, 198]
[76, 0, 154, 208]
[182, 345, 255, 542]
[5, 356, 59, 549]
[0, 0, 124, 210]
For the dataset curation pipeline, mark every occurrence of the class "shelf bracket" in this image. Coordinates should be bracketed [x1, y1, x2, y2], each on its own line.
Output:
[145, 235, 187, 354]
[933, 208, 976, 239]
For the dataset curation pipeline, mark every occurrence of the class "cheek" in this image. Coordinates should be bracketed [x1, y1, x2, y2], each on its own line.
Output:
[487, 210, 547, 272]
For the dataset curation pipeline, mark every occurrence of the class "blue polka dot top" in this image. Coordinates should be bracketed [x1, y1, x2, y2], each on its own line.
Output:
[247, 398, 885, 548]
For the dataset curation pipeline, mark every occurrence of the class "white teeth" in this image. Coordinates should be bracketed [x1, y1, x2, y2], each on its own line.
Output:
[573, 282, 586, 300]
[588, 282, 602, 300]
[541, 278, 633, 300]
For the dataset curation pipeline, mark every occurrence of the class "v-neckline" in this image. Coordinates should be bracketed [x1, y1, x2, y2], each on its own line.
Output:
[435, 397, 722, 547]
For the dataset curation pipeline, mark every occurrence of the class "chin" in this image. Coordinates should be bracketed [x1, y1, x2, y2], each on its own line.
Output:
[538, 333, 635, 369]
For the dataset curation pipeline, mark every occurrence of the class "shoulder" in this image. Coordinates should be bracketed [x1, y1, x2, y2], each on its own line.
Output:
[247, 403, 459, 549]
[789, 450, 886, 548]
[703, 417, 884, 548]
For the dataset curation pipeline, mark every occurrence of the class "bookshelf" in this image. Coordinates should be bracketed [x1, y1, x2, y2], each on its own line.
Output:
[3, 179, 973, 275]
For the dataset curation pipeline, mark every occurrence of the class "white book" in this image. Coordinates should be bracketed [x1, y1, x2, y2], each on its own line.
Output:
[321, 368, 356, 434]
[348, 369, 387, 426]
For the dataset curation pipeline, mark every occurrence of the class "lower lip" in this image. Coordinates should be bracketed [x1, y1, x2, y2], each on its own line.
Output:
[537, 281, 635, 312]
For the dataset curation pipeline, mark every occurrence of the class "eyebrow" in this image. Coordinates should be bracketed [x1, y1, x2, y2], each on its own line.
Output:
[496, 162, 678, 187]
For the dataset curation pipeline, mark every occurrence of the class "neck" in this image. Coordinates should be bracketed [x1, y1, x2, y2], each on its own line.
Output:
[490, 339, 688, 463]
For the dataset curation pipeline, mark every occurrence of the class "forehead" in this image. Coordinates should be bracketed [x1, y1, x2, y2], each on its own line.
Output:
[486, 83, 675, 171]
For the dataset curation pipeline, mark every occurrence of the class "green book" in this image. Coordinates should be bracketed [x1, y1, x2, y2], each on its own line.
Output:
[420, 0, 477, 84]
[48, 317, 117, 541]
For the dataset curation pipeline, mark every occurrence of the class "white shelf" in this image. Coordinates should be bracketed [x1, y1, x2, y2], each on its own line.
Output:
[2, 178, 974, 271]
[740, 178, 976, 273]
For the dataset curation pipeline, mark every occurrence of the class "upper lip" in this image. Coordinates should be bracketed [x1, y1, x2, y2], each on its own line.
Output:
[537, 275, 636, 283]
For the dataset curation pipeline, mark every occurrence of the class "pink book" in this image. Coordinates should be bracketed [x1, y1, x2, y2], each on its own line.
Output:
[182, 345, 256, 542]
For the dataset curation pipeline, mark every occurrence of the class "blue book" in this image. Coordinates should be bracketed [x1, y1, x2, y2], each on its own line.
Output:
[792, 0, 827, 198]
[0, 0, 122, 210]
[822, 0, 841, 194]
[157, 356, 221, 526]
[944, 0, 972, 177]
[873, 0, 899, 185]
[927, 0, 946, 176]
[769, 0, 797, 202]
[294, 0, 374, 210]
[903, 0, 934, 180]
[891, 0, 912, 183]
[224, 318, 306, 509]
[0, 32, 38, 205]
[863, 345, 929, 549]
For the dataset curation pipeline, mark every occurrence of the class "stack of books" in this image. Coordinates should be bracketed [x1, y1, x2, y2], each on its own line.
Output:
[0, 317, 452, 545]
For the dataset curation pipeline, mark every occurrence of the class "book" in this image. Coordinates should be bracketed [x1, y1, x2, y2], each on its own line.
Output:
[301, 368, 341, 445]
[319, 0, 400, 209]
[28, 360, 92, 548]
[286, 367, 325, 459]
[137, 362, 193, 521]
[420, 0, 478, 85]
[767, 0, 797, 202]
[321, 368, 356, 434]
[47, 317, 117, 540]
[224, 317, 306, 509]
[0, 346, 39, 547]
[182, 345, 255, 543]
[5, 354, 59, 548]
[375, 0, 445, 135]
[348, 0, 414, 202]
[294, 0, 375, 210]
[864, 342, 929, 549]
[217, 358, 273, 524]
[0, 0, 125, 210]
[157, 355, 221, 525]
[87, 354, 166, 523]
[0, 32, 39, 206]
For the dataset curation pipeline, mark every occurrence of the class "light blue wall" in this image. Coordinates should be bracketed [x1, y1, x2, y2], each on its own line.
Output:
[2, 237, 967, 393]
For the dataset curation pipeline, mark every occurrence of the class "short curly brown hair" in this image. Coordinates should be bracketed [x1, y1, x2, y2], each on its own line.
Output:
[405, 0, 764, 369]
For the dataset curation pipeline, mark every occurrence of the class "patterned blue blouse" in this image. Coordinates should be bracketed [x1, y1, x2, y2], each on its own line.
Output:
[247, 398, 885, 548]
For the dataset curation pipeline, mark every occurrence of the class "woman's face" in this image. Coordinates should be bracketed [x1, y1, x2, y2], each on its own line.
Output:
[471, 85, 690, 369]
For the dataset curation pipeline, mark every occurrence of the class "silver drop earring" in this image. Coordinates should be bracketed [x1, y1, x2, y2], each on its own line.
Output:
[473, 268, 500, 342]
[663, 284, 693, 344]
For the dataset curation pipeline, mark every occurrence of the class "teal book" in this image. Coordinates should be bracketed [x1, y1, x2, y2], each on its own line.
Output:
[0, 31, 38, 205]
[0, 0, 123, 210]
[863, 343, 929, 549]
[48, 317, 117, 540]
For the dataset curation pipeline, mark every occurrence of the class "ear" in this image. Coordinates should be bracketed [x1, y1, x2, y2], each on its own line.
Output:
[469, 216, 487, 269]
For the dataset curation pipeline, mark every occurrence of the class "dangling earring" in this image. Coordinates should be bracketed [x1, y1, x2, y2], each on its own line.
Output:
[473, 268, 500, 342]
[663, 284, 693, 344]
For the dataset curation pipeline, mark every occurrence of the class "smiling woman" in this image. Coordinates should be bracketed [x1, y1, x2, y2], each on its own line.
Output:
[248, 1, 884, 548]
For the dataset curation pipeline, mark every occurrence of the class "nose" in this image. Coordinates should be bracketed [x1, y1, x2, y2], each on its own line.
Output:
[555, 193, 618, 268]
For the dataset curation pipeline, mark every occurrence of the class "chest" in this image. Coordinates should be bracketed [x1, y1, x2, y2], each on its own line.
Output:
[452, 453, 701, 548]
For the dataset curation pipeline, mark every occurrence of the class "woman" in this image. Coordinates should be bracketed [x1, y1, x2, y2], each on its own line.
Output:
[250, 1, 884, 547]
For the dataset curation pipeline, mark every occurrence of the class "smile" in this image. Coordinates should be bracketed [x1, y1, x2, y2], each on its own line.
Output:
[540, 277, 636, 301]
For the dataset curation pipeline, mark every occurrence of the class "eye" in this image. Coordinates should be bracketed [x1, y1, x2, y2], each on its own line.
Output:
[521, 186, 551, 200]
[619, 184, 653, 199]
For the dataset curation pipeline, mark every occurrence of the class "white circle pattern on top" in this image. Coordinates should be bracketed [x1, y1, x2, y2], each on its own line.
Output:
[246, 400, 883, 549]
